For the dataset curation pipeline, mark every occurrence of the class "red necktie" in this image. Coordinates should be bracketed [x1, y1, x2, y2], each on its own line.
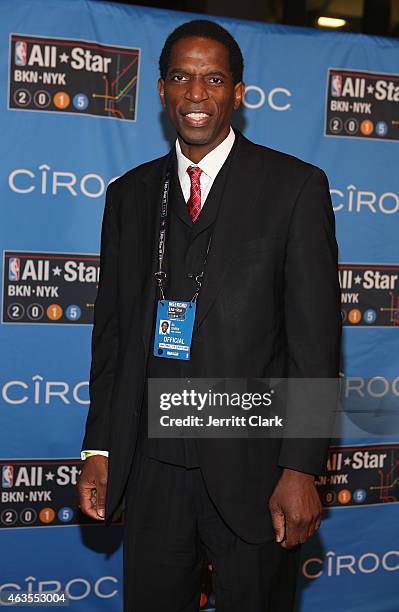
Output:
[187, 165, 203, 223]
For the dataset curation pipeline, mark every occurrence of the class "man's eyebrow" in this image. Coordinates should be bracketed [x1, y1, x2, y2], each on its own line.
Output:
[168, 68, 189, 74]
[168, 67, 230, 77]
[205, 70, 229, 77]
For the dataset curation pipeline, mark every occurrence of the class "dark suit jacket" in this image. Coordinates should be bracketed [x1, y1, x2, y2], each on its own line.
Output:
[81, 130, 341, 543]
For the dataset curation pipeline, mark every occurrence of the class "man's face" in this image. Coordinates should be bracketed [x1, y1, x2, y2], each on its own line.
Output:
[161, 322, 169, 333]
[158, 36, 244, 152]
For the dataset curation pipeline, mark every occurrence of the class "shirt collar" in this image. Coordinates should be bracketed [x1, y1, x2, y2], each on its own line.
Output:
[175, 126, 235, 184]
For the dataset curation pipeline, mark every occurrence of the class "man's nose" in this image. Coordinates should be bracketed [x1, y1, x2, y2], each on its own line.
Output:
[185, 77, 209, 102]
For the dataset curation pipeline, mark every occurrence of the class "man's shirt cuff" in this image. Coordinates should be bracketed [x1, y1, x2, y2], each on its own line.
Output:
[81, 450, 109, 460]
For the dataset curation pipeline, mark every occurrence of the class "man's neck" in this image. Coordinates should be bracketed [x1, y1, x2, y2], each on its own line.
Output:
[177, 128, 231, 164]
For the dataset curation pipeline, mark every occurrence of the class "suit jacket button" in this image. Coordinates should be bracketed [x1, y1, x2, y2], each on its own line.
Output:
[187, 272, 193, 279]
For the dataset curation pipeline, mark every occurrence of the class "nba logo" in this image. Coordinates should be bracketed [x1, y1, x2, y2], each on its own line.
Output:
[2, 465, 14, 488]
[331, 74, 342, 97]
[15, 41, 27, 66]
[9, 257, 20, 281]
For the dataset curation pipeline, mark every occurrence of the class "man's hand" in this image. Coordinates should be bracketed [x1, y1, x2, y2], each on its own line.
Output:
[77, 455, 108, 521]
[269, 468, 322, 548]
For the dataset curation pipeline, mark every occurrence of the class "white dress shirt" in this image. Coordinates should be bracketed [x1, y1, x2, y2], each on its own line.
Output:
[176, 126, 235, 208]
[81, 127, 235, 461]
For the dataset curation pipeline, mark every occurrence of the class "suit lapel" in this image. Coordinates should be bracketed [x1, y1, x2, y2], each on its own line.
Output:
[189, 168, 224, 241]
[193, 132, 270, 334]
[139, 152, 173, 359]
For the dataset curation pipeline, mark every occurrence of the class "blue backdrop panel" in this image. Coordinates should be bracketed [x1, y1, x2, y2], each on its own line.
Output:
[0, 1, 398, 610]
[1, 525, 123, 608]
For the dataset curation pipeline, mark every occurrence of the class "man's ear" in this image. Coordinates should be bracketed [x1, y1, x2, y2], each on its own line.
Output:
[233, 81, 245, 110]
[157, 78, 166, 108]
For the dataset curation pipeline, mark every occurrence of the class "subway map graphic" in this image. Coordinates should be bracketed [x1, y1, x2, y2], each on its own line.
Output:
[9, 34, 140, 120]
[316, 444, 399, 508]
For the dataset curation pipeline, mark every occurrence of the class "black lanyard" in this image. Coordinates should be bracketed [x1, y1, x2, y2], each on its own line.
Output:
[154, 169, 212, 303]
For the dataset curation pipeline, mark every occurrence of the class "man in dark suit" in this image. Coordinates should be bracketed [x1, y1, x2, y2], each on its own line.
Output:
[78, 19, 341, 612]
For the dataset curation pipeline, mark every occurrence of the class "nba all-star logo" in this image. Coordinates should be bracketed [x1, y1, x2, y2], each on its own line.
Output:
[316, 443, 399, 508]
[339, 263, 399, 326]
[3, 251, 100, 325]
[325, 68, 399, 141]
[9, 34, 140, 120]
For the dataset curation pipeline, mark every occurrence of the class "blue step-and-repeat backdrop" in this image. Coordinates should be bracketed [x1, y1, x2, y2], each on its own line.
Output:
[0, 0, 398, 609]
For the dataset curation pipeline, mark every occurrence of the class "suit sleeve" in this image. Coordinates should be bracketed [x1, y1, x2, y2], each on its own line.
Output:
[81, 181, 120, 452]
[278, 167, 342, 475]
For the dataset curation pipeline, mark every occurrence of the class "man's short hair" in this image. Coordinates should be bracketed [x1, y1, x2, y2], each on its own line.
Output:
[159, 19, 244, 84]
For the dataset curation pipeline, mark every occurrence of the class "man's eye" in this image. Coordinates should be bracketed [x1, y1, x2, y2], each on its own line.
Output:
[208, 77, 223, 85]
[171, 75, 189, 82]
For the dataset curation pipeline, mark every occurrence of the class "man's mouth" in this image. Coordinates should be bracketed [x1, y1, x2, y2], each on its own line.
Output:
[185, 112, 210, 119]
[181, 111, 212, 126]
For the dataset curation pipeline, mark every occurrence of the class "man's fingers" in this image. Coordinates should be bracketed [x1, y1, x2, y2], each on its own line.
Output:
[96, 480, 107, 519]
[270, 508, 285, 543]
[77, 456, 108, 521]
[283, 511, 322, 548]
[269, 469, 323, 549]
[78, 484, 93, 514]
[79, 485, 103, 520]
[308, 514, 322, 538]
[281, 516, 308, 549]
[307, 513, 320, 539]
[306, 499, 322, 539]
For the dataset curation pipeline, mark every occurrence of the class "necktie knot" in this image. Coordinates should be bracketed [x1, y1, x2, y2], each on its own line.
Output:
[186, 165, 203, 223]
[187, 165, 202, 181]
